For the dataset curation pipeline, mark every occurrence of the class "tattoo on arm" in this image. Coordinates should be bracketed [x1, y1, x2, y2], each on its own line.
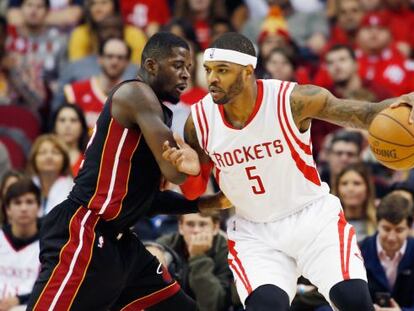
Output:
[291, 84, 397, 130]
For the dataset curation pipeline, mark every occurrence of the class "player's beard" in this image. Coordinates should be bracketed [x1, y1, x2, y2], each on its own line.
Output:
[213, 72, 244, 105]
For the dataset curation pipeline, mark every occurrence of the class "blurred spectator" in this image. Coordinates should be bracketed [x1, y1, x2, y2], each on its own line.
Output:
[272, 0, 329, 57]
[68, 0, 146, 64]
[64, 37, 131, 131]
[333, 163, 377, 241]
[382, 0, 414, 57]
[255, 7, 294, 78]
[263, 47, 309, 84]
[0, 170, 24, 226]
[157, 212, 234, 311]
[329, 0, 365, 48]
[51, 104, 88, 177]
[356, 11, 412, 97]
[210, 17, 235, 42]
[0, 178, 41, 309]
[319, 129, 363, 188]
[27, 134, 73, 216]
[5, 0, 67, 125]
[360, 192, 414, 310]
[325, 44, 393, 100]
[120, 0, 171, 37]
[51, 15, 138, 112]
[224, 0, 248, 32]
[0, 16, 10, 105]
[7, 0, 82, 30]
[174, 0, 227, 50]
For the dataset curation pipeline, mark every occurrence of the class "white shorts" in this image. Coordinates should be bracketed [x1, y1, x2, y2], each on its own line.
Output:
[226, 194, 367, 307]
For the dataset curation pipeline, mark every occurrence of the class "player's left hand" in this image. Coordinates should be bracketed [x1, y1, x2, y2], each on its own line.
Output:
[198, 191, 233, 212]
[163, 132, 200, 176]
[391, 93, 414, 124]
[373, 298, 401, 311]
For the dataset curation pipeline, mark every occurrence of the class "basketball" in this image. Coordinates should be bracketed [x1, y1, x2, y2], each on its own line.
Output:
[368, 105, 414, 170]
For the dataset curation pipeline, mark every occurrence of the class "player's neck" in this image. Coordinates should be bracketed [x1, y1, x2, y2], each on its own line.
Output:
[222, 81, 257, 129]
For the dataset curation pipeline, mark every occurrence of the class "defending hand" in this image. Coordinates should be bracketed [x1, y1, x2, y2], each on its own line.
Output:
[163, 133, 200, 176]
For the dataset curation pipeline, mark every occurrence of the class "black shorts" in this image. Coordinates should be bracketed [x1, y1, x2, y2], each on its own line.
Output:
[27, 199, 180, 311]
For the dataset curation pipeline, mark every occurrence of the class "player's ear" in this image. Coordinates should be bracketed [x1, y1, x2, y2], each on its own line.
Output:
[144, 58, 159, 76]
[244, 64, 255, 78]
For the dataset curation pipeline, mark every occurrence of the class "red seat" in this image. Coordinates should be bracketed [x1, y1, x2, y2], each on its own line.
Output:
[0, 106, 40, 142]
[0, 135, 26, 170]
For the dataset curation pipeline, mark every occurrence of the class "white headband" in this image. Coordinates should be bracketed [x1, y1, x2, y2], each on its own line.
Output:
[203, 48, 257, 68]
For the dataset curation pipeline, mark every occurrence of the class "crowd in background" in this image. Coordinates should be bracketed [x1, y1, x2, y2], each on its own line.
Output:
[0, 0, 414, 310]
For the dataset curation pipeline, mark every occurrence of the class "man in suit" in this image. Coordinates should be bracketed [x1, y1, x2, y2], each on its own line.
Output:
[360, 192, 414, 311]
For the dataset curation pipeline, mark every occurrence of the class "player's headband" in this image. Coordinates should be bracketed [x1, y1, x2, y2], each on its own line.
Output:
[203, 48, 257, 69]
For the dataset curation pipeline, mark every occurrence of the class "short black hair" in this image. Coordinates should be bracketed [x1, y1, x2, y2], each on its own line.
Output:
[4, 178, 41, 207]
[330, 129, 363, 153]
[98, 37, 131, 59]
[377, 192, 413, 227]
[326, 44, 356, 61]
[209, 32, 256, 57]
[141, 32, 189, 66]
[22, 0, 50, 9]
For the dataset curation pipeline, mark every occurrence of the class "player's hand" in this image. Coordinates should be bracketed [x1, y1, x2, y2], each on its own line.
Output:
[0, 295, 19, 311]
[373, 298, 401, 311]
[198, 191, 233, 212]
[163, 133, 200, 176]
[391, 93, 414, 124]
[188, 231, 214, 258]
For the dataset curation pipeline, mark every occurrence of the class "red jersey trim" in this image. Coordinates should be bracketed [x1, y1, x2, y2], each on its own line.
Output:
[120, 281, 180, 310]
[338, 211, 355, 280]
[194, 101, 207, 151]
[280, 83, 312, 155]
[277, 82, 321, 186]
[33, 207, 99, 311]
[228, 239, 252, 294]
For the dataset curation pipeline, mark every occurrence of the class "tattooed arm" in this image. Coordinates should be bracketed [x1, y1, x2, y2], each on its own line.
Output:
[290, 84, 414, 131]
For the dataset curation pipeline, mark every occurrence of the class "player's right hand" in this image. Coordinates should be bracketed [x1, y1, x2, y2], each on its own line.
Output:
[163, 133, 201, 176]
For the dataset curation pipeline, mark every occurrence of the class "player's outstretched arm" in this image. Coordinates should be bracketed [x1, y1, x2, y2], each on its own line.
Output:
[112, 81, 189, 184]
[163, 115, 214, 199]
[290, 84, 414, 131]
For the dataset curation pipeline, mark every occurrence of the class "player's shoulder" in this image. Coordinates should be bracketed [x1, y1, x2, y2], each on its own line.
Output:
[113, 80, 158, 108]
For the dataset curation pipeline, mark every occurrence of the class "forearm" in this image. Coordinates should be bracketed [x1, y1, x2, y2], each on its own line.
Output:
[148, 190, 199, 216]
[319, 94, 396, 130]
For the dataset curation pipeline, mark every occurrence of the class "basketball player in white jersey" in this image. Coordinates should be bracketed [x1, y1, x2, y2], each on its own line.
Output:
[162, 33, 414, 311]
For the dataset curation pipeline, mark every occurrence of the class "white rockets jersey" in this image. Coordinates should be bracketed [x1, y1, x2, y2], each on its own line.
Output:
[191, 79, 330, 222]
[0, 230, 40, 298]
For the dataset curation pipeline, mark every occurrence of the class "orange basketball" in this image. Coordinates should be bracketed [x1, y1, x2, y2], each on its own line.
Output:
[368, 105, 414, 170]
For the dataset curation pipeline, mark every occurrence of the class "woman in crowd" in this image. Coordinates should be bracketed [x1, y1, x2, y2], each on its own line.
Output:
[51, 104, 88, 177]
[333, 163, 377, 241]
[68, 0, 146, 64]
[27, 134, 73, 216]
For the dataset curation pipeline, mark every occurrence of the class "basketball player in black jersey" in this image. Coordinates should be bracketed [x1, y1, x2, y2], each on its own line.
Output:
[27, 32, 228, 311]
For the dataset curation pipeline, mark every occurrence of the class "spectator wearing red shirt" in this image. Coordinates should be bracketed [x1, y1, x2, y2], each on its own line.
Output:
[356, 12, 411, 97]
[329, 0, 365, 48]
[120, 0, 171, 37]
[64, 38, 131, 132]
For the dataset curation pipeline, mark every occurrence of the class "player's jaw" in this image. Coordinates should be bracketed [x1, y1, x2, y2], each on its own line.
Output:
[209, 73, 244, 105]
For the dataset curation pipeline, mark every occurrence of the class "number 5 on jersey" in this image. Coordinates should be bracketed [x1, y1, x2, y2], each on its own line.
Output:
[245, 166, 266, 194]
